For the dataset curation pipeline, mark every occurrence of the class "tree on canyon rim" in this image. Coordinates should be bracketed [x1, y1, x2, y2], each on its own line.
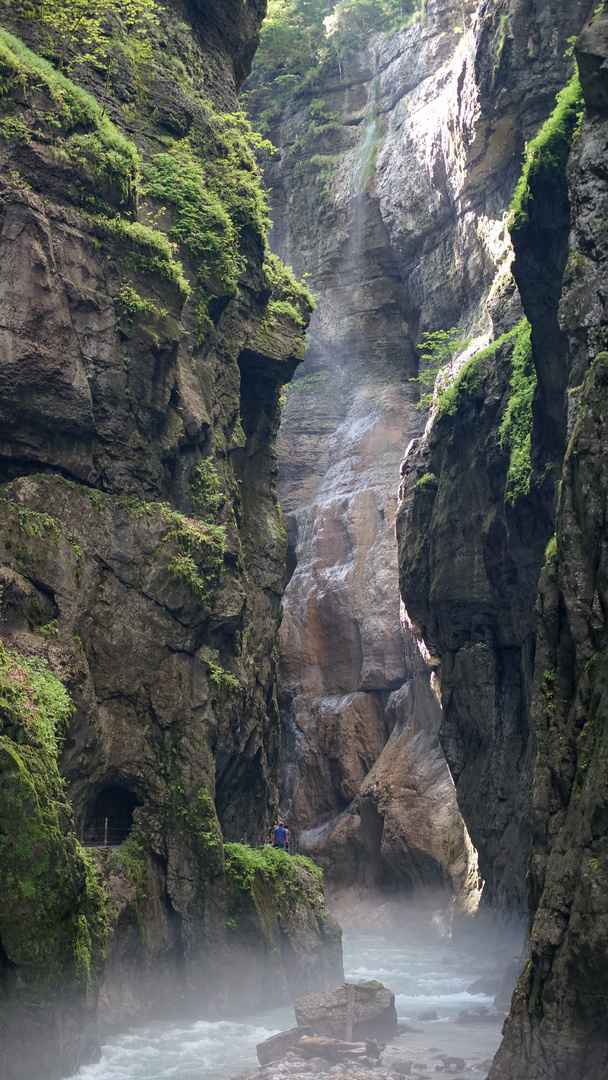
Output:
[245, 0, 422, 125]
[410, 327, 472, 409]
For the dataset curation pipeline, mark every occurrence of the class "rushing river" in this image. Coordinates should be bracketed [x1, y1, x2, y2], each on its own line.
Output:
[71, 926, 512, 1080]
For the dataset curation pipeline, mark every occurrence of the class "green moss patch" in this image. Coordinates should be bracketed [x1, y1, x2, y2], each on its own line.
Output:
[0, 26, 139, 207]
[0, 26, 311, 347]
[89, 215, 190, 300]
[88, 484, 227, 600]
[166, 782, 223, 878]
[263, 251, 315, 324]
[436, 315, 535, 501]
[207, 661, 240, 693]
[415, 472, 438, 494]
[0, 640, 107, 1002]
[142, 144, 245, 296]
[141, 128, 312, 341]
[0, 643, 74, 755]
[498, 319, 535, 504]
[115, 281, 168, 325]
[509, 72, 583, 232]
[436, 319, 529, 417]
[224, 842, 324, 925]
[187, 458, 224, 521]
[434, 318, 535, 504]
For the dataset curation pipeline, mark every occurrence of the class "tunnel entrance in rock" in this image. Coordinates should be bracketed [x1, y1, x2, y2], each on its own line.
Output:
[82, 785, 141, 846]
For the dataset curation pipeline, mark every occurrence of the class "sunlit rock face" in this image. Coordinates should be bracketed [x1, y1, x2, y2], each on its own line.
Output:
[256, 0, 590, 905]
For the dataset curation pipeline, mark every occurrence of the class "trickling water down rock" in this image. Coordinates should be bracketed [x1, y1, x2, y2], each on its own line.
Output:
[249, 0, 591, 912]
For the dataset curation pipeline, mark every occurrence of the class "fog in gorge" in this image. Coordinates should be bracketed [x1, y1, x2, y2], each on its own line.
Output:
[65, 895, 524, 1080]
[2, 0, 607, 1075]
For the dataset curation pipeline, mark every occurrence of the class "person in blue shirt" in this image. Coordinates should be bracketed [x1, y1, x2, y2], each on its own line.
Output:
[272, 821, 287, 849]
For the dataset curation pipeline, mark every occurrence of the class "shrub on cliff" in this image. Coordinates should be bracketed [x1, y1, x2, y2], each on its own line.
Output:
[224, 842, 323, 922]
[13, 0, 160, 72]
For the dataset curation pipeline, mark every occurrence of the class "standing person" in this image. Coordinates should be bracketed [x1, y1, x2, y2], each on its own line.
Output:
[284, 822, 291, 853]
[272, 821, 287, 849]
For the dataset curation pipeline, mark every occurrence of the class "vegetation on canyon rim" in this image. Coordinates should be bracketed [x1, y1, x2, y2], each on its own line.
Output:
[406, 61, 586, 505]
[0, 2, 312, 342]
[12, 0, 160, 73]
[244, 0, 427, 130]
[224, 843, 326, 934]
[410, 328, 472, 410]
[509, 71, 584, 231]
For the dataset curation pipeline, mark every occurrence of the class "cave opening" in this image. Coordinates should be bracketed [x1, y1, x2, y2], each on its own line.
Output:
[82, 785, 141, 847]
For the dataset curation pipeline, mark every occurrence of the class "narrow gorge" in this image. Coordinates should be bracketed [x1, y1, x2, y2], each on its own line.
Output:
[0, 0, 607, 1079]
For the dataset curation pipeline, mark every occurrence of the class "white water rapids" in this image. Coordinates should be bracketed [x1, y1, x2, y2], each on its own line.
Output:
[70, 923, 512, 1080]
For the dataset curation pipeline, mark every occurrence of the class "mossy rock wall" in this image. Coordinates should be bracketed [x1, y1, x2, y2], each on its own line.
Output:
[488, 12, 608, 1079]
[0, 641, 106, 1078]
[0, 2, 318, 1076]
[396, 318, 552, 914]
[222, 844, 344, 1008]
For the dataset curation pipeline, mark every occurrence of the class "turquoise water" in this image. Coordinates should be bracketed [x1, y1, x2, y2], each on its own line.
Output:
[343, 932, 505, 1074]
[69, 930, 508, 1079]
[74, 1008, 294, 1080]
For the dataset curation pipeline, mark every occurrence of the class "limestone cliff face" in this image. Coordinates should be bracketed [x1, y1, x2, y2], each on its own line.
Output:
[264, 1, 483, 896]
[386, 0, 593, 914]
[487, 13, 608, 1078]
[249, 0, 589, 901]
[0, 4, 342, 1078]
[398, 4, 608, 1075]
[397, 318, 545, 914]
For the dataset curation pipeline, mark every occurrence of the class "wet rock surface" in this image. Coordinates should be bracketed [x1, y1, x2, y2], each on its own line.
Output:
[0, 1, 319, 1076]
[252, 0, 593, 905]
[389, 0, 594, 919]
[234, 1042, 496, 1080]
[293, 982, 398, 1042]
[398, 3, 608, 1078]
[396, 326, 547, 915]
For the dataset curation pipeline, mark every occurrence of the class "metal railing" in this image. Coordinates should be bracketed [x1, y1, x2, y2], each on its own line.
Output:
[80, 820, 132, 847]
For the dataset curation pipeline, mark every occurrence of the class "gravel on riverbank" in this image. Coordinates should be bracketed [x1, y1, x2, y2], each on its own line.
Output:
[232, 1044, 494, 1080]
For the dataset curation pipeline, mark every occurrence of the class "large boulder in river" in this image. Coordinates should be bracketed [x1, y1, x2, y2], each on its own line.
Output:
[294, 981, 398, 1041]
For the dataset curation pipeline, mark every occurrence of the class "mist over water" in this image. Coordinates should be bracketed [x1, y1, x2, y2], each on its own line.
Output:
[72, 1010, 294, 1080]
[68, 894, 523, 1080]
[343, 933, 505, 1072]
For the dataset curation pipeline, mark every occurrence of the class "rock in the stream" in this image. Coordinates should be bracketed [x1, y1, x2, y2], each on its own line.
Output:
[456, 1005, 505, 1024]
[257, 1027, 314, 1066]
[294, 981, 398, 1041]
[465, 973, 503, 996]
